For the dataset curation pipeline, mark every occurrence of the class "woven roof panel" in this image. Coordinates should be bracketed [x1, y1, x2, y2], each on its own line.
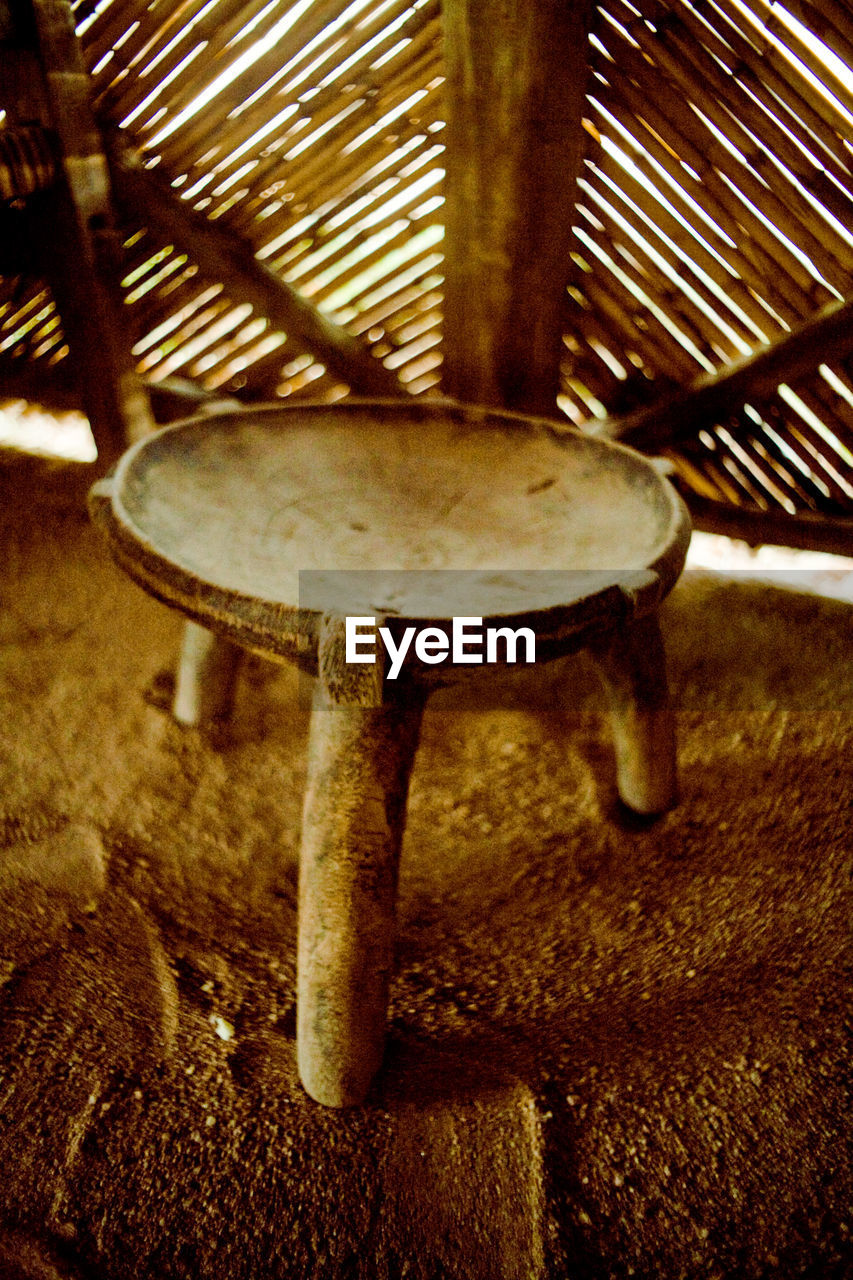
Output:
[80, 0, 447, 391]
[564, 0, 853, 514]
[1, 0, 851, 516]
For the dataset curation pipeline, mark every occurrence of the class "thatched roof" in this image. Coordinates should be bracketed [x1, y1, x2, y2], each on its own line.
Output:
[1, 0, 852, 549]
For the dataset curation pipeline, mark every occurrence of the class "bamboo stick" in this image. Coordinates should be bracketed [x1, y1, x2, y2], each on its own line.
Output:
[580, 162, 775, 353]
[585, 94, 779, 330]
[643, 13, 853, 275]
[604, 12, 853, 294]
[214, 332, 311, 397]
[294, 215, 439, 315]
[795, 372, 853, 448]
[151, 0, 425, 171]
[782, 0, 853, 70]
[240, 50, 442, 235]
[337, 246, 444, 321]
[82, 0, 146, 71]
[690, 439, 768, 507]
[283, 79, 443, 204]
[126, 0, 336, 145]
[565, 285, 657, 390]
[356, 288, 442, 340]
[717, 418, 823, 509]
[666, 0, 853, 199]
[244, 52, 442, 222]
[590, 30, 830, 315]
[718, 447, 782, 509]
[752, 398, 853, 503]
[376, 302, 441, 344]
[254, 112, 441, 250]
[664, 444, 727, 502]
[150, 0, 433, 190]
[663, 3, 853, 221]
[569, 275, 684, 383]
[580, 272, 699, 382]
[243, 118, 441, 268]
[242, 129, 438, 259]
[234, 82, 438, 242]
[347, 277, 442, 335]
[718, 440, 805, 510]
[796, 0, 853, 46]
[586, 145, 814, 326]
[176, 49, 441, 253]
[783, 380, 853, 457]
[155, 4, 380, 175]
[758, 4, 853, 121]
[130, 280, 228, 358]
[137, 298, 232, 379]
[705, 0, 853, 147]
[578, 217, 732, 367]
[177, 318, 275, 385]
[280, 169, 442, 287]
[136, 293, 283, 382]
[563, 293, 659, 398]
[92, 0, 215, 100]
[674, 412, 794, 510]
[253, 0, 425, 110]
[566, 337, 628, 408]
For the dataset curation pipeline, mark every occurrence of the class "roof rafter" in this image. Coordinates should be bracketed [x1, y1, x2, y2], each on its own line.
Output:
[597, 294, 853, 453]
[109, 149, 405, 398]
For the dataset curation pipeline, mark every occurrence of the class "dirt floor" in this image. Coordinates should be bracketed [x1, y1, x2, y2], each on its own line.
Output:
[0, 447, 851, 1280]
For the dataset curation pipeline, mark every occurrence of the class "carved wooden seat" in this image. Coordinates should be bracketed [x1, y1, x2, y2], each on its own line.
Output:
[90, 397, 691, 1106]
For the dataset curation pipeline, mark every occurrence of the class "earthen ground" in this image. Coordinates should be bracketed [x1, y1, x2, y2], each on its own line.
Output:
[0, 448, 850, 1279]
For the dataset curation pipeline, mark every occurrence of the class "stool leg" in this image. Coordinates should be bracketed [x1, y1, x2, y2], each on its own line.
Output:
[591, 610, 677, 815]
[172, 621, 244, 726]
[297, 692, 423, 1106]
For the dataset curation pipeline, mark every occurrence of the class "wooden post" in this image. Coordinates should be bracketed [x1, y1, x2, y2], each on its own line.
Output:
[441, 0, 596, 415]
[23, 0, 155, 464]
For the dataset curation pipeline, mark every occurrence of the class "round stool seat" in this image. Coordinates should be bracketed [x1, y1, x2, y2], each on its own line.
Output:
[90, 398, 690, 671]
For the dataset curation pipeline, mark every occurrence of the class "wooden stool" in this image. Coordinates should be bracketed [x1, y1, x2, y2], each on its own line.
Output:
[89, 398, 691, 1106]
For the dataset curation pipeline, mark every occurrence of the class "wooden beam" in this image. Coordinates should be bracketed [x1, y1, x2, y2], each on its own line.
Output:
[685, 493, 853, 559]
[0, 359, 227, 423]
[25, 0, 156, 464]
[441, 0, 596, 414]
[109, 155, 404, 400]
[596, 295, 853, 453]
